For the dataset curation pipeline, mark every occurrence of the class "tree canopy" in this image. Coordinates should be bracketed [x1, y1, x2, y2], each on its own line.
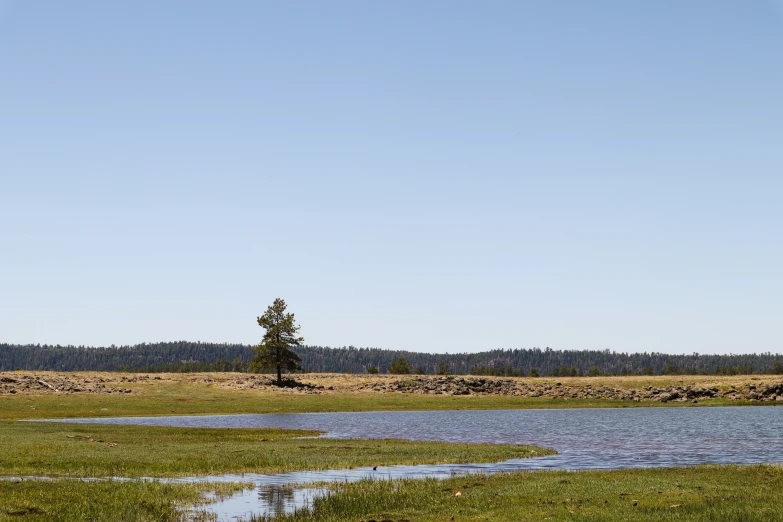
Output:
[4, 342, 783, 377]
[388, 357, 412, 375]
[251, 298, 304, 383]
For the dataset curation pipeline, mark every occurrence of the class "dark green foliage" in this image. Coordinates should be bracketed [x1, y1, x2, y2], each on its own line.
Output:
[470, 364, 492, 375]
[2, 343, 782, 377]
[470, 363, 525, 377]
[366, 365, 379, 374]
[123, 357, 249, 373]
[550, 366, 583, 377]
[0, 341, 258, 373]
[587, 365, 601, 377]
[436, 362, 450, 375]
[713, 364, 755, 376]
[662, 363, 682, 375]
[529, 368, 539, 377]
[772, 361, 783, 375]
[414, 365, 426, 375]
[388, 357, 412, 375]
[250, 298, 304, 384]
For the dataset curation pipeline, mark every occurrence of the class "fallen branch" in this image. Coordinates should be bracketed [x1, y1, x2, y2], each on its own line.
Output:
[37, 380, 59, 392]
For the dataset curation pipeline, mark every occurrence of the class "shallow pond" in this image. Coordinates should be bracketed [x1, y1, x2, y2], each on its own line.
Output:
[50, 406, 783, 469]
[36, 406, 783, 519]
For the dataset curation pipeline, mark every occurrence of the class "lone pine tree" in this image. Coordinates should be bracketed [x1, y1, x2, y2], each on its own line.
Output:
[251, 298, 304, 384]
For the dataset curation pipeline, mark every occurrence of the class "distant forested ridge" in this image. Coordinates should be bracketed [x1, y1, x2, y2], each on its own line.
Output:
[2, 342, 782, 376]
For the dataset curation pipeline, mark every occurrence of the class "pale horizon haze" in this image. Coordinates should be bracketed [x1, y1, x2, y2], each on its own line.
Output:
[1, 1, 781, 355]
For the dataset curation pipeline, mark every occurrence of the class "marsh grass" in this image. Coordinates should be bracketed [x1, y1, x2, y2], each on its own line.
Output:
[0, 479, 244, 522]
[0, 421, 551, 478]
[272, 465, 783, 522]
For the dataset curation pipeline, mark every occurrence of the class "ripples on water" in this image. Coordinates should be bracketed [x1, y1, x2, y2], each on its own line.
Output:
[35, 406, 783, 519]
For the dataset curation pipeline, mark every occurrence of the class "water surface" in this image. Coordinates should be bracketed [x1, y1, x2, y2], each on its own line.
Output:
[39, 406, 783, 520]
[50, 406, 783, 470]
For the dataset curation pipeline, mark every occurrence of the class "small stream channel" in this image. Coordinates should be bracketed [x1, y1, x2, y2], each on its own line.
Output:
[23, 406, 783, 520]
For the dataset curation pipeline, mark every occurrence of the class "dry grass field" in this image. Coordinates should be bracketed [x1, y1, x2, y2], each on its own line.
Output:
[3, 370, 781, 394]
[2, 371, 780, 422]
[298, 372, 783, 391]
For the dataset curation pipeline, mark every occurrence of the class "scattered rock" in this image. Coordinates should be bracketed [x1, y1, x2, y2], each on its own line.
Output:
[0, 374, 133, 395]
[355, 376, 783, 403]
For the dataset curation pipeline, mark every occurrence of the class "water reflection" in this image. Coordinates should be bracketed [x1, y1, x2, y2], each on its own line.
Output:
[199, 485, 328, 521]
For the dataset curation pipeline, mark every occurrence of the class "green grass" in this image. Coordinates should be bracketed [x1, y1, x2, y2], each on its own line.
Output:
[0, 421, 552, 478]
[273, 465, 783, 522]
[0, 382, 754, 423]
[0, 480, 244, 522]
[4, 465, 782, 522]
[0, 378, 774, 520]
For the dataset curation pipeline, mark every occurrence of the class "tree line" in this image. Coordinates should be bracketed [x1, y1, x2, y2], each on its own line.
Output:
[2, 342, 783, 376]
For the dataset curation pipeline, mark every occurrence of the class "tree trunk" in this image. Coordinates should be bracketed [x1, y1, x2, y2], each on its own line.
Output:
[277, 364, 282, 384]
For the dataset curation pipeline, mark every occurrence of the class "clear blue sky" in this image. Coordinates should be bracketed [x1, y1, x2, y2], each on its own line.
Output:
[1, 1, 781, 354]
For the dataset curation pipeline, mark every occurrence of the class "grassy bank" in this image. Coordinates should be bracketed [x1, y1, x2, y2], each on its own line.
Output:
[0, 480, 244, 522]
[275, 465, 783, 522]
[0, 421, 550, 478]
[4, 465, 782, 522]
[1, 372, 767, 422]
[0, 391, 676, 421]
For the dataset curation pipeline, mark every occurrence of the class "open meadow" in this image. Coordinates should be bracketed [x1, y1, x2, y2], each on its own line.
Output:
[3, 371, 779, 421]
[1, 371, 782, 521]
